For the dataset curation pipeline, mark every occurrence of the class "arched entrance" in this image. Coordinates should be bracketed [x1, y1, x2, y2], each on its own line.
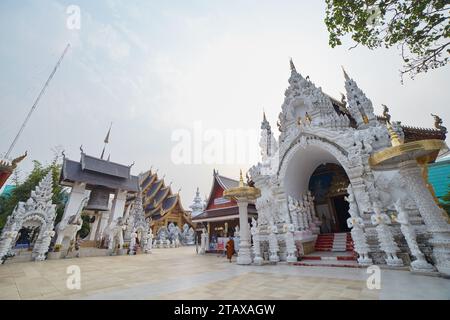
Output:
[308, 163, 350, 233]
[280, 139, 354, 235]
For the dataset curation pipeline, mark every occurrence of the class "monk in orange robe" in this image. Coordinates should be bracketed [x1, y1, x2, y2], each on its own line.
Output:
[226, 238, 235, 263]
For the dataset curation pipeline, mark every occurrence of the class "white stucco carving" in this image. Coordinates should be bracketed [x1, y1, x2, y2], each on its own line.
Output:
[248, 60, 448, 274]
[0, 171, 57, 262]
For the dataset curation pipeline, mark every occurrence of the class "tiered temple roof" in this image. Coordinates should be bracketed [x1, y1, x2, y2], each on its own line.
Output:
[138, 169, 192, 229]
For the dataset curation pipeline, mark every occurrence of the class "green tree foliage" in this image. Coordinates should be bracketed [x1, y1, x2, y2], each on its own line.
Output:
[325, 0, 449, 81]
[0, 160, 67, 230]
[78, 215, 92, 239]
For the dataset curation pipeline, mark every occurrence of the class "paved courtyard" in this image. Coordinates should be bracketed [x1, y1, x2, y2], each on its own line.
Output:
[0, 246, 449, 300]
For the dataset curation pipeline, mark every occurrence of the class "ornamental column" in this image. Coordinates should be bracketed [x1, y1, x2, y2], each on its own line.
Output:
[394, 199, 434, 272]
[108, 189, 127, 225]
[236, 199, 252, 264]
[88, 213, 100, 241]
[61, 182, 86, 222]
[369, 120, 450, 275]
[223, 170, 261, 265]
[398, 160, 450, 274]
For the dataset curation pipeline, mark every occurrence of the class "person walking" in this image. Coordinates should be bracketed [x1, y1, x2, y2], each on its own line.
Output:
[225, 238, 235, 263]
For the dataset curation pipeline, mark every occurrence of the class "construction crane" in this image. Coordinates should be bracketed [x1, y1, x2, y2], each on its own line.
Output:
[4, 43, 71, 159]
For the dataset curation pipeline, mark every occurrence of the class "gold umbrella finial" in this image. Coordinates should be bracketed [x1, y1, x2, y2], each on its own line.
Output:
[386, 122, 403, 147]
[239, 169, 244, 187]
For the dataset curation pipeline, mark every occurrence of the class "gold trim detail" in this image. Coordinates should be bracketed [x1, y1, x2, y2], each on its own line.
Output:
[369, 139, 445, 167]
[223, 170, 261, 200]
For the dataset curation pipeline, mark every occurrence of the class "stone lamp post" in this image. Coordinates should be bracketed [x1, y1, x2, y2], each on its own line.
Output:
[223, 170, 261, 265]
[369, 122, 450, 275]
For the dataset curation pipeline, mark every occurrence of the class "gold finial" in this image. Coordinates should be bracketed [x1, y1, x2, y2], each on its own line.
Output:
[362, 114, 369, 124]
[386, 122, 403, 147]
[239, 169, 244, 187]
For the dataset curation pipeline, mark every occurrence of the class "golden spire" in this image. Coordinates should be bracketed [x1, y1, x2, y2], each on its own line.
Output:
[386, 122, 403, 147]
[239, 169, 244, 187]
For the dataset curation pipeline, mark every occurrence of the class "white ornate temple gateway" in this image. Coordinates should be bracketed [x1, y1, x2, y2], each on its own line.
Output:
[0, 171, 56, 262]
[247, 60, 450, 275]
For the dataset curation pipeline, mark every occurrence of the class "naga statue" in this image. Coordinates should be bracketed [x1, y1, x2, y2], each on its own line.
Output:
[431, 113, 447, 133]
[382, 104, 391, 123]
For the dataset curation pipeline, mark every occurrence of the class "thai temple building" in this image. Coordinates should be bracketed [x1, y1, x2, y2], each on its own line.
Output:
[0, 148, 154, 262]
[138, 168, 193, 234]
[192, 170, 257, 251]
[239, 59, 450, 275]
[58, 151, 141, 253]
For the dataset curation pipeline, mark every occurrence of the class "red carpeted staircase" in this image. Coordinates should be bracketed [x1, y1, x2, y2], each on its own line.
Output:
[293, 232, 358, 268]
[314, 232, 354, 252]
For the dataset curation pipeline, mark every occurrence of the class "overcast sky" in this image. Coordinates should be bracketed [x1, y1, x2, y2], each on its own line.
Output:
[1, 0, 449, 208]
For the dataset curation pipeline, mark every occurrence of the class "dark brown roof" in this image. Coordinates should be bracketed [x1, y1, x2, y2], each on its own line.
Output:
[377, 116, 447, 142]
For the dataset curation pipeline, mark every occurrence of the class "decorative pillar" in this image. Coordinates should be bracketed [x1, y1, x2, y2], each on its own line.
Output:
[285, 224, 297, 262]
[61, 182, 86, 222]
[88, 213, 100, 241]
[288, 196, 299, 230]
[129, 231, 137, 255]
[200, 228, 207, 254]
[109, 189, 128, 224]
[34, 230, 55, 261]
[96, 211, 110, 241]
[398, 160, 450, 275]
[296, 204, 305, 230]
[371, 206, 403, 266]
[348, 217, 372, 265]
[303, 195, 314, 229]
[251, 232, 263, 265]
[223, 170, 261, 265]
[268, 225, 280, 262]
[235, 199, 252, 264]
[145, 230, 153, 253]
[346, 184, 372, 265]
[307, 191, 321, 227]
[394, 199, 434, 272]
